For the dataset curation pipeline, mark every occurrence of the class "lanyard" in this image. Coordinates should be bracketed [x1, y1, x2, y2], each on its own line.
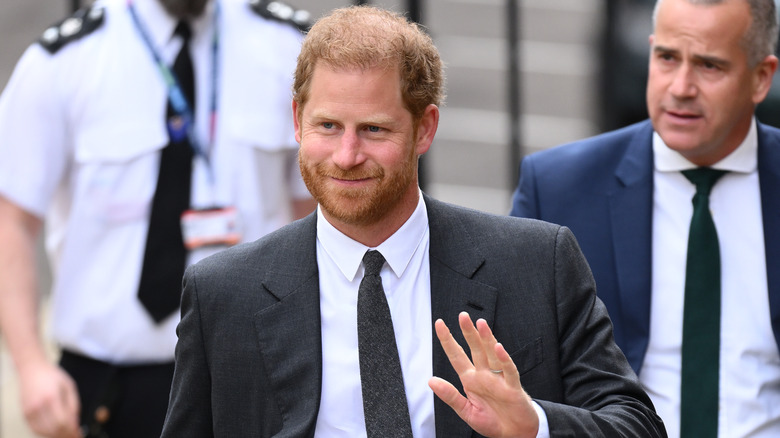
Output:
[127, 0, 220, 171]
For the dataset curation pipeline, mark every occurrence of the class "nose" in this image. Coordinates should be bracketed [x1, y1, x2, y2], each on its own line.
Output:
[331, 129, 365, 169]
[669, 63, 697, 100]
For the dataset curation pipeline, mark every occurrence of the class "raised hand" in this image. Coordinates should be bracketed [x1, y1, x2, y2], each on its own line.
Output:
[428, 312, 539, 438]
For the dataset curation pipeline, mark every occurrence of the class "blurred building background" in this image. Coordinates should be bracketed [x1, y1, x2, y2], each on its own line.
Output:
[1, 0, 778, 436]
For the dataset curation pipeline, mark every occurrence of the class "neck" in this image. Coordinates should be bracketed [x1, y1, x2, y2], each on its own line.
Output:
[683, 116, 753, 166]
[159, 0, 208, 20]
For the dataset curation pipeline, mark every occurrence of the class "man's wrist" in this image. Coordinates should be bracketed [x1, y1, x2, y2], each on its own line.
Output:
[531, 400, 550, 438]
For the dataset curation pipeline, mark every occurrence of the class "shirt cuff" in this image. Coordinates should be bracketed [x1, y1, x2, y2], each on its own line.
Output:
[532, 400, 550, 438]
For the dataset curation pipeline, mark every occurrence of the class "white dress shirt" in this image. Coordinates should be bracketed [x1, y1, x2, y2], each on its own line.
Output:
[314, 193, 435, 437]
[643, 119, 780, 437]
[0, 0, 309, 363]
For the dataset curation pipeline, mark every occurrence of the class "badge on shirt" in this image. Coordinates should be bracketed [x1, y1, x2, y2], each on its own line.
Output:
[167, 115, 190, 143]
[181, 207, 242, 250]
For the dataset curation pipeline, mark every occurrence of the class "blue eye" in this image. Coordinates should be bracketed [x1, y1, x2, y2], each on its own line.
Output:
[368, 126, 380, 133]
[323, 122, 334, 129]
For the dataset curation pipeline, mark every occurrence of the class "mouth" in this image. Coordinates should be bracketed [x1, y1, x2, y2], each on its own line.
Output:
[316, 163, 382, 186]
[664, 108, 702, 122]
[326, 173, 376, 186]
[332, 176, 371, 184]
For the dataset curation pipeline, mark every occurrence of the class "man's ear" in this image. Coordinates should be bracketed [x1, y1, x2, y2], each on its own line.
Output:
[415, 104, 439, 156]
[752, 55, 779, 105]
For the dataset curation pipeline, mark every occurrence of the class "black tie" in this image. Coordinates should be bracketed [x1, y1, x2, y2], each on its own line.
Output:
[137, 21, 195, 323]
[357, 250, 413, 437]
[680, 167, 727, 438]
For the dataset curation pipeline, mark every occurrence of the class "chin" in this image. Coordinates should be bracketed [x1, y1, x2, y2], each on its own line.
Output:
[656, 124, 704, 150]
[320, 199, 383, 226]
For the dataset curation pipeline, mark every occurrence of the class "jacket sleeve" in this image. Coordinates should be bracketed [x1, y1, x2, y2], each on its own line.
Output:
[537, 227, 667, 437]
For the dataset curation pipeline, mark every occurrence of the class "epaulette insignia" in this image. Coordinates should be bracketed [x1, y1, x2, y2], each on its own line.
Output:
[38, 5, 105, 54]
[248, 0, 312, 32]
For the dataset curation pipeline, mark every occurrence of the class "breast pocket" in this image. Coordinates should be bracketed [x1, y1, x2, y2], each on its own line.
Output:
[217, 113, 300, 236]
[73, 121, 169, 223]
[509, 336, 544, 376]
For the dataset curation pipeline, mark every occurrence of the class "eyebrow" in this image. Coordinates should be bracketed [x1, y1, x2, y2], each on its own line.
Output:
[309, 110, 397, 127]
[653, 45, 677, 55]
[653, 45, 731, 68]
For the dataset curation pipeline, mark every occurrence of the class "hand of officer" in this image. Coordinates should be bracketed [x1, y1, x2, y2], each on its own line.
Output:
[19, 360, 81, 438]
[429, 312, 540, 438]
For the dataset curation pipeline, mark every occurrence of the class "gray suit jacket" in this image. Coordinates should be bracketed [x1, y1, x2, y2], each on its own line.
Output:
[161, 195, 666, 437]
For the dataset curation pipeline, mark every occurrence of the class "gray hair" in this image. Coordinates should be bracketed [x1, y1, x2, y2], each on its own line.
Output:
[652, 0, 779, 66]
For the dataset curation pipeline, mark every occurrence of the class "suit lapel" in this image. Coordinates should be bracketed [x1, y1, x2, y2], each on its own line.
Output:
[607, 121, 655, 370]
[253, 215, 322, 438]
[757, 123, 780, 352]
[425, 196, 498, 438]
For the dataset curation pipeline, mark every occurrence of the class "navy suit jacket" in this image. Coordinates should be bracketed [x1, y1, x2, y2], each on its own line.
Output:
[510, 119, 780, 373]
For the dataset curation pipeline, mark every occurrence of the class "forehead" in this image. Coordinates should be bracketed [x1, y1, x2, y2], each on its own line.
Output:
[305, 65, 404, 108]
[653, 0, 751, 54]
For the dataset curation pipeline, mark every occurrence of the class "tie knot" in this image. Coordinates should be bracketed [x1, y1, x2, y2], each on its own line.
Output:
[682, 167, 728, 196]
[362, 250, 385, 277]
[173, 20, 192, 42]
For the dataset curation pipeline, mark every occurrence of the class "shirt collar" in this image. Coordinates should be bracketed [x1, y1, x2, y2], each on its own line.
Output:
[316, 191, 429, 282]
[653, 117, 757, 173]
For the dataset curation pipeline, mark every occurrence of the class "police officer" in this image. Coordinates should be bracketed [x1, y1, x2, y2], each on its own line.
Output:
[0, 0, 315, 437]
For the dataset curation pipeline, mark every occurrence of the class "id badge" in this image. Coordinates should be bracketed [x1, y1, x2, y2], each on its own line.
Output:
[181, 207, 242, 250]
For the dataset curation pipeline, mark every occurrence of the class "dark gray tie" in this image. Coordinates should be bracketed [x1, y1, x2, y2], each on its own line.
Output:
[357, 250, 413, 437]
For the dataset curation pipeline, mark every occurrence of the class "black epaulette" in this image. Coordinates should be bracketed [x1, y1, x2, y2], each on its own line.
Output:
[38, 5, 105, 55]
[248, 0, 312, 32]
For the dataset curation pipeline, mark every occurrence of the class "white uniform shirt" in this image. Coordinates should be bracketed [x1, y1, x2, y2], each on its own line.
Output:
[0, 0, 310, 363]
[643, 119, 780, 437]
